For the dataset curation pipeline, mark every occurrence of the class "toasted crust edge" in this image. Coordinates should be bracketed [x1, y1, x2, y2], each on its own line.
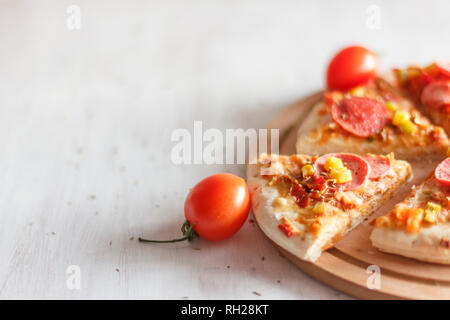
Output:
[370, 225, 450, 265]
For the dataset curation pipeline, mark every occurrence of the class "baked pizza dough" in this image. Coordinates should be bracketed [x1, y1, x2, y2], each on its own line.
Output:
[247, 153, 411, 262]
[371, 159, 450, 264]
[296, 77, 449, 160]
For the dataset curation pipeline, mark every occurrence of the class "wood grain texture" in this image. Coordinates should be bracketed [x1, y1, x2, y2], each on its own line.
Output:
[0, 1, 349, 300]
[264, 92, 450, 300]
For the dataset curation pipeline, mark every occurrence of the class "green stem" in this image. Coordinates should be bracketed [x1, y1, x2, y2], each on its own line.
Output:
[138, 221, 198, 243]
[138, 236, 190, 243]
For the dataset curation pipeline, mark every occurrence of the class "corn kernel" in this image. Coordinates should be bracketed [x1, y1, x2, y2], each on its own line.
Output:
[424, 202, 441, 223]
[392, 110, 410, 126]
[329, 167, 352, 184]
[324, 157, 344, 171]
[385, 101, 398, 113]
[302, 164, 315, 177]
[312, 202, 326, 215]
[349, 86, 366, 97]
[426, 202, 442, 212]
[398, 120, 417, 135]
[424, 211, 438, 223]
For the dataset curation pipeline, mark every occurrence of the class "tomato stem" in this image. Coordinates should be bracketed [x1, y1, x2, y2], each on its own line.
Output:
[138, 220, 198, 243]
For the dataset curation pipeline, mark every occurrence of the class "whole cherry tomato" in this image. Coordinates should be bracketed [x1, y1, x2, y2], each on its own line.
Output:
[184, 173, 250, 241]
[326, 45, 378, 91]
[140, 173, 251, 243]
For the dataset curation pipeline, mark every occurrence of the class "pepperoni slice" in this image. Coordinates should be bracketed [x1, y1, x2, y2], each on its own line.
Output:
[331, 97, 390, 138]
[435, 158, 450, 187]
[314, 153, 370, 191]
[421, 80, 450, 109]
[436, 59, 450, 78]
[363, 154, 391, 180]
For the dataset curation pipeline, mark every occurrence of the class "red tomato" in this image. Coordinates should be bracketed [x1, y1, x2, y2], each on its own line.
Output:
[436, 59, 450, 78]
[326, 45, 378, 91]
[184, 173, 251, 241]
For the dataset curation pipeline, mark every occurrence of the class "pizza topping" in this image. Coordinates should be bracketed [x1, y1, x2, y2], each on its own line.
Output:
[348, 86, 367, 97]
[314, 153, 369, 191]
[405, 208, 424, 233]
[329, 167, 353, 184]
[421, 80, 450, 109]
[392, 110, 409, 125]
[435, 59, 450, 78]
[397, 119, 417, 135]
[435, 158, 450, 187]
[385, 206, 425, 233]
[375, 216, 392, 228]
[391, 110, 417, 135]
[312, 202, 327, 215]
[378, 184, 449, 232]
[424, 202, 441, 223]
[363, 154, 391, 180]
[321, 156, 353, 184]
[334, 191, 362, 209]
[331, 97, 390, 137]
[324, 91, 343, 106]
[278, 217, 295, 238]
[290, 183, 309, 208]
[324, 157, 353, 184]
[324, 156, 344, 171]
[305, 175, 327, 193]
[272, 197, 288, 208]
[310, 220, 321, 235]
[384, 101, 398, 113]
[429, 127, 448, 144]
[301, 164, 315, 177]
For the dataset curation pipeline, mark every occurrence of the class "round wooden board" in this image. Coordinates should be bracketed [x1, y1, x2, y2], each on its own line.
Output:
[260, 91, 450, 300]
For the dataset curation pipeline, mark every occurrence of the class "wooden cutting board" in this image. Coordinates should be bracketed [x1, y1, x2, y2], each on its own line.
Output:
[260, 91, 450, 300]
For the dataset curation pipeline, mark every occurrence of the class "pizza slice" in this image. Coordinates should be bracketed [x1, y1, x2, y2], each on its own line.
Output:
[247, 152, 411, 262]
[370, 158, 450, 264]
[393, 59, 450, 136]
[296, 77, 449, 160]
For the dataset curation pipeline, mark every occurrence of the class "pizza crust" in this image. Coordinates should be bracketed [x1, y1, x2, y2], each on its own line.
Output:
[370, 224, 450, 264]
[247, 159, 411, 262]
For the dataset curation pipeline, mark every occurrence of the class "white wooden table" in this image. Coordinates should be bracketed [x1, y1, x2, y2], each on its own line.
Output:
[1, 0, 449, 299]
